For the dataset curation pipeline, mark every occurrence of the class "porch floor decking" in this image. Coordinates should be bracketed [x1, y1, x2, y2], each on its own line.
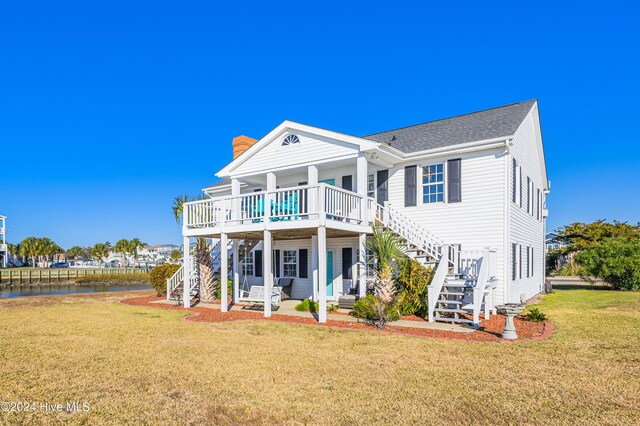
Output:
[152, 299, 474, 333]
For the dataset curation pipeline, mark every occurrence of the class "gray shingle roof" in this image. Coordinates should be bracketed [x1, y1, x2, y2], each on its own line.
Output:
[363, 100, 536, 153]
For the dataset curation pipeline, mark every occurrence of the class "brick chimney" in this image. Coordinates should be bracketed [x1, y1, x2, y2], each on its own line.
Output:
[232, 135, 258, 159]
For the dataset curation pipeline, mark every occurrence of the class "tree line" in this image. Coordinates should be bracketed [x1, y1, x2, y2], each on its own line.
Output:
[7, 237, 147, 268]
[549, 220, 640, 290]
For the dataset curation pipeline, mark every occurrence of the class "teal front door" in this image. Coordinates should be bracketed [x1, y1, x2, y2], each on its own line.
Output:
[326, 251, 334, 297]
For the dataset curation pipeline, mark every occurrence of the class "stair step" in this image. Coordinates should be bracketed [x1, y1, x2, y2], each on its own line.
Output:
[433, 316, 474, 324]
[440, 292, 466, 296]
[437, 299, 463, 305]
[443, 283, 471, 288]
[434, 308, 468, 314]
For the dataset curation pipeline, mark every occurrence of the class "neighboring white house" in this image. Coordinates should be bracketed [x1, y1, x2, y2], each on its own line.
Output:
[169, 100, 549, 326]
[0, 215, 7, 268]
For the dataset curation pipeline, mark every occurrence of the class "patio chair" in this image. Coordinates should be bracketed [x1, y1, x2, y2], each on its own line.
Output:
[277, 278, 294, 301]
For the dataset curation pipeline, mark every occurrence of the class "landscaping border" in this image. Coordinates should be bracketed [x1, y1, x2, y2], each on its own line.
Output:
[121, 296, 554, 343]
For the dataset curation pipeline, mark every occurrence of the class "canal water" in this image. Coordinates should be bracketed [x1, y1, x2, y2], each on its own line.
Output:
[0, 284, 152, 298]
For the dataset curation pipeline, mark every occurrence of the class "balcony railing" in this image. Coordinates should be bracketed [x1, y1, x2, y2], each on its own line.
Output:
[184, 183, 366, 230]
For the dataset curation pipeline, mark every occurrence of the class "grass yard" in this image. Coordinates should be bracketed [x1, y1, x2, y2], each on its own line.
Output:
[0, 285, 638, 425]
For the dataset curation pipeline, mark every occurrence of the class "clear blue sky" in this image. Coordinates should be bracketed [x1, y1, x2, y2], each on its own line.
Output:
[1, 1, 639, 248]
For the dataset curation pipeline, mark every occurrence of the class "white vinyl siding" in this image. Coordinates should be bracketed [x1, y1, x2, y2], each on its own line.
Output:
[509, 105, 546, 303]
[387, 148, 507, 303]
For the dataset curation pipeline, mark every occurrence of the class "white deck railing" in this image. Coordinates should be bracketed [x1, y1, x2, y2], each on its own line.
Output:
[183, 183, 365, 229]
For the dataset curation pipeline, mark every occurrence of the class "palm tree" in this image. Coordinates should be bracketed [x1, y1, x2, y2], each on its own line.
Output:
[172, 194, 216, 302]
[114, 239, 130, 268]
[19, 237, 38, 267]
[91, 243, 109, 267]
[365, 226, 407, 329]
[66, 246, 85, 261]
[129, 238, 146, 268]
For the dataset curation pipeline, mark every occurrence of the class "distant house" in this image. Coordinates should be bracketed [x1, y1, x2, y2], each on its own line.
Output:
[546, 232, 567, 251]
[0, 215, 7, 268]
[169, 100, 549, 326]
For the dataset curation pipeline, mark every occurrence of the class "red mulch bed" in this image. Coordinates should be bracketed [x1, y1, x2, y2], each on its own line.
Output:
[121, 296, 553, 343]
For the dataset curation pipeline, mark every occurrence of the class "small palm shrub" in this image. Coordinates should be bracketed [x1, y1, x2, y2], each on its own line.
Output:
[525, 308, 547, 322]
[396, 258, 433, 317]
[351, 294, 400, 322]
[150, 264, 180, 296]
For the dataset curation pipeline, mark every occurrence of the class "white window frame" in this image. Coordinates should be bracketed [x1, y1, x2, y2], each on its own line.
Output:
[367, 173, 376, 199]
[242, 251, 254, 276]
[420, 162, 446, 204]
[282, 249, 297, 278]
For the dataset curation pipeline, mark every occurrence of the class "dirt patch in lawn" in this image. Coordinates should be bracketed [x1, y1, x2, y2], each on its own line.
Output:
[122, 296, 552, 343]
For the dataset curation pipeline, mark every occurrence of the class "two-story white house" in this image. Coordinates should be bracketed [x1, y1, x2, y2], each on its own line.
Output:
[168, 100, 548, 326]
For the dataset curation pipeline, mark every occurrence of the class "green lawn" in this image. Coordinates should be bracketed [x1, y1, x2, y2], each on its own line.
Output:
[0, 286, 638, 425]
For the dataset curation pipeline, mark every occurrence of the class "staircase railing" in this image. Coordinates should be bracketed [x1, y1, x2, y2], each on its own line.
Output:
[371, 201, 445, 261]
[472, 249, 497, 325]
[166, 265, 184, 300]
[427, 248, 450, 323]
[166, 256, 197, 301]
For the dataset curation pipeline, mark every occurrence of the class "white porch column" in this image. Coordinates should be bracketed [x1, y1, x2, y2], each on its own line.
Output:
[220, 233, 228, 312]
[356, 152, 368, 222]
[308, 165, 318, 216]
[263, 230, 272, 317]
[232, 239, 239, 304]
[311, 235, 318, 302]
[182, 236, 191, 308]
[358, 233, 367, 298]
[231, 178, 241, 222]
[318, 226, 327, 323]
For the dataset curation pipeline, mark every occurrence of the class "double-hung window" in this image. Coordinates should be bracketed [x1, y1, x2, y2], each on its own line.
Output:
[367, 173, 376, 199]
[283, 250, 297, 277]
[242, 251, 254, 276]
[422, 164, 444, 204]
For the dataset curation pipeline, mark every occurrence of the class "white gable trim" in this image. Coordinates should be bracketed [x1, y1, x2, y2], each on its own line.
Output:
[217, 121, 382, 177]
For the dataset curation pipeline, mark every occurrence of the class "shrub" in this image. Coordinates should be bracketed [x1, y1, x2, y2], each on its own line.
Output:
[295, 299, 338, 313]
[525, 308, 547, 322]
[576, 238, 640, 291]
[215, 279, 233, 300]
[149, 264, 180, 296]
[149, 265, 180, 296]
[396, 258, 433, 317]
[351, 294, 400, 322]
[295, 299, 318, 312]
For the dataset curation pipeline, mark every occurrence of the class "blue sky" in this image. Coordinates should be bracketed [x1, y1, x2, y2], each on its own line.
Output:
[1, 1, 639, 248]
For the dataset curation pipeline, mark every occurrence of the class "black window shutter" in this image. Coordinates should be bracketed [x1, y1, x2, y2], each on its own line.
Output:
[299, 249, 308, 278]
[512, 244, 517, 281]
[377, 170, 389, 203]
[447, 158, 462, 203]
[255, 250, 263, 277]
[273, 250, 280, 278]
[519, 167, 523, 207]
[512, 159, 517, 203]
[537, 189, 541, 220]
[404, 166, 416, 207]
[342, 248, 353, 280]
[527, 177, 531, 213]
[341, 175, 353, 192]
[519, 245, 523, 279]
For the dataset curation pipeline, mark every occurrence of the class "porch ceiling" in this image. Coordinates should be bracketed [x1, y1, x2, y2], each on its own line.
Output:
[204, 227, 366, 241]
